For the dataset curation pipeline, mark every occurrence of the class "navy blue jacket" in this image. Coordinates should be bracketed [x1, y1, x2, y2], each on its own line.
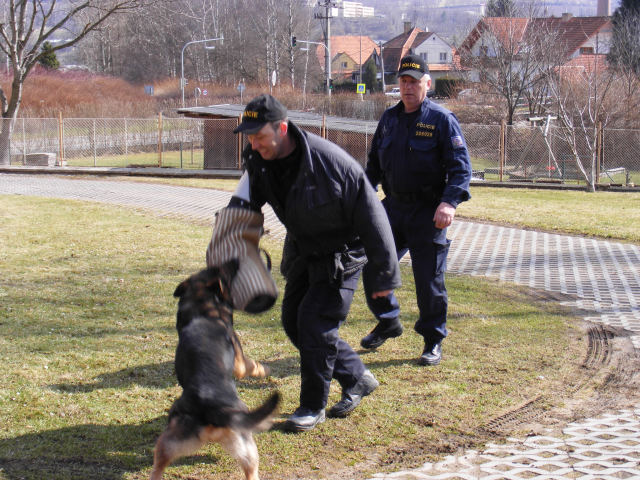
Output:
[243, 122, 401, 293]
[366, 98, 472, 208]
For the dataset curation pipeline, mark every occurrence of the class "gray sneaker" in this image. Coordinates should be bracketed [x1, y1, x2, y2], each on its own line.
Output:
[283, 406, 326, 432]
[327, 369, 379, 418]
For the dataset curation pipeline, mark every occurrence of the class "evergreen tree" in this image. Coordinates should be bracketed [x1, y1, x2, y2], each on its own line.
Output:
[38, 41, 60, 70]
[363, 57, 377, 93]
[608, 0, 640, 73]
[485, 0, 518, 17]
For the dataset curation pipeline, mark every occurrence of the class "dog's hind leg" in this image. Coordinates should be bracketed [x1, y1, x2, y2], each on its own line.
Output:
[218, 430, 261, 480]
[150, 416, 210, 480]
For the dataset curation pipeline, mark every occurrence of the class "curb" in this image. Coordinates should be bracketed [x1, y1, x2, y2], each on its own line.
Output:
[0, 165, 243, 180]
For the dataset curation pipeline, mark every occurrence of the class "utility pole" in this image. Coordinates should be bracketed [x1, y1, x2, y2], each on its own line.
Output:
[316, 1, 339, 95]
[379, 40, 385, 93]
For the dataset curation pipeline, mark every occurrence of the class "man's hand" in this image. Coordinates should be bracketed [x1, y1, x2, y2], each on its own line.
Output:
[433, 202, 456, 229]
[372, 290, 393, 299]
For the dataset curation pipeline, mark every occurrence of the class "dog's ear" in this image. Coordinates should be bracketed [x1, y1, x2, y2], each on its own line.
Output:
[174, 280, 188, 298]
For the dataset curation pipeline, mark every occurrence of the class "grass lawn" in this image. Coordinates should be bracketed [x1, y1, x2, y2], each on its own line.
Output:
[0, 194, 592, 479]
[457, 186, 640, 244]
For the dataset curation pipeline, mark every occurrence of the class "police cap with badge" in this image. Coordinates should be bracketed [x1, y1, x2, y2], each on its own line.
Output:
[398, 53, 429, 79]
[233, 94, 288, 135]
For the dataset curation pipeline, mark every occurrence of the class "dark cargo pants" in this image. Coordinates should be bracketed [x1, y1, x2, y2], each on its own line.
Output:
[363, 196, 451, 343]
[281, 259, 366, 411]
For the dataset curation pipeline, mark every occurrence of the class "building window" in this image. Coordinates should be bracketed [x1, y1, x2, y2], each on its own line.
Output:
[580, 47, 594, 54]
[341, 61, 348, 68]
[420, 52, 428, 62]
[439, 52, 447, 61]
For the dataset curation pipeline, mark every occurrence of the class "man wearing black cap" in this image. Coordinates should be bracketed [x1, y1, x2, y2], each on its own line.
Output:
[227, 94, 401, 432]
[361, 54, 472, 366]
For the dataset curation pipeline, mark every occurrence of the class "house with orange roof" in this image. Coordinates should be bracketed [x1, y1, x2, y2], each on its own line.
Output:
[380, 22, 459, 88]
[457, 14, 612, 82]
[315, 35, 380, 83]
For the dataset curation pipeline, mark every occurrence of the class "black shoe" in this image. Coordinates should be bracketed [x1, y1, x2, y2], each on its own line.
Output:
[360, 321, 404, 349]
[418, 342, 442, 366]
[283, 407, 326, 432]
[327, 369, 379, 418]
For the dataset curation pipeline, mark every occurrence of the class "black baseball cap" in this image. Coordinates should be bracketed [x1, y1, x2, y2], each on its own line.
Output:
[233, 94, 288, 135]
[398, 54, 429, 80]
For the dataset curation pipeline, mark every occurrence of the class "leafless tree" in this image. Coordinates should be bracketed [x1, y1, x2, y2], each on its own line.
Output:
[545, 57, 640, 192]
[0, 0, 143, 164]
[457, 17, 566, 125]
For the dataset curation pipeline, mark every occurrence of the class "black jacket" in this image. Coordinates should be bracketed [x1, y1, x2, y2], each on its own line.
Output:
[243, 121, 401, 293]
[367, 98, 472, 208]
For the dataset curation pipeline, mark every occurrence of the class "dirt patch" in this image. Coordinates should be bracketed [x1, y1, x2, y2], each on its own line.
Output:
[278, 317, 640, 480]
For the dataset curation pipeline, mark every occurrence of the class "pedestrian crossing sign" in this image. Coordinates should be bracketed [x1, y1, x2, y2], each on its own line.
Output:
[356, 84, 366, 94]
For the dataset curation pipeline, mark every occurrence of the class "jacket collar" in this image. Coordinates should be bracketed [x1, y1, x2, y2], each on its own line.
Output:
[389, 97, 430, 118]
[286, 120, 315, 178]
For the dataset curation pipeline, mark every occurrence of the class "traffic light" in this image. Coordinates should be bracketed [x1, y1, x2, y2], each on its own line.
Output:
[291, 36, 297, 47]
[329, 79, 333, 89]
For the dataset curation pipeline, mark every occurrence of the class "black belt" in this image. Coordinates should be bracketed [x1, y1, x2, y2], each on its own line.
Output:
[381, 178, 444, 205]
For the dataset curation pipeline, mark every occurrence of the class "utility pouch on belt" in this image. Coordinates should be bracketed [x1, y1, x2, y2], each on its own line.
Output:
[206, 207, 278, 313]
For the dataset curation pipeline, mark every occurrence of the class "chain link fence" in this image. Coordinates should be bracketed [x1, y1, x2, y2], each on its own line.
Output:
[324, 119, 377, 168]
[460, 125, 501, 181]
[2, 116, 639, 186]
[1, 117, 239, 170]
[502, 125, 639, 185]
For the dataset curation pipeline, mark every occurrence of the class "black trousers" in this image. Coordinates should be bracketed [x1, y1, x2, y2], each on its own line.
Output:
[281, 260, 366, 411]
[363, 196, 451, 343]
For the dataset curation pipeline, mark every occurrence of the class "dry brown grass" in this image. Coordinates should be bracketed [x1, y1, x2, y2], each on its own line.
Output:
[4, 69, 390, 120]
[1, 68, 159, 118]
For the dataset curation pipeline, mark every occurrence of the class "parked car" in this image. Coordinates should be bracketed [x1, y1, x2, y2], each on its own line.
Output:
[385, 87, 401, 98]
[385, 87, 436, 98]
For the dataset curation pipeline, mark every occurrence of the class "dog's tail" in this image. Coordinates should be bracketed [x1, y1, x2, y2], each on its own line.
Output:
[202, 392, 280, 432]
[235, 392, 280, 432]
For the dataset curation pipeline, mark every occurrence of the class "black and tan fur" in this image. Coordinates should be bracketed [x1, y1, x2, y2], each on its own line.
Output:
[150, 260, 279, 480]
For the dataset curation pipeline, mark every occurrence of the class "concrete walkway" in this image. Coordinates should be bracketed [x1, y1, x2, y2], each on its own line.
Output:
[2, 173, 639, 479]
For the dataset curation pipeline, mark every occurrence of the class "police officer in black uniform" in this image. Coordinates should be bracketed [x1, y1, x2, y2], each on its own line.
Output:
[361, 54, 472, 366]
[229, 94, 401, 432]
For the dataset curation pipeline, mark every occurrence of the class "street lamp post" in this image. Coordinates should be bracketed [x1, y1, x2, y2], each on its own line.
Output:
[181, 36, 224, 108]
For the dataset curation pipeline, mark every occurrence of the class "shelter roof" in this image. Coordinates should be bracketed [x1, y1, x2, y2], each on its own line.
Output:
[177, 104, 378, 134]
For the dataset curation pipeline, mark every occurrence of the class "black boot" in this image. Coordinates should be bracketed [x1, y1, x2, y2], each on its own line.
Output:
[327, 370, 379, 418]
[360, 320, 403, 349]
[283, 406, 326, 432]
[418, 341, 442, 366]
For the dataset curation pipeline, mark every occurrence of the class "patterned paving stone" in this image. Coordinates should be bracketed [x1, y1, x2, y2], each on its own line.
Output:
[446, 222, 640, 339]
[369, 408, 640, 479]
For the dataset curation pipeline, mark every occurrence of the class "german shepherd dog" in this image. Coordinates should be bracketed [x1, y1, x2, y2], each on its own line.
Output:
[150, 260, 279, 480]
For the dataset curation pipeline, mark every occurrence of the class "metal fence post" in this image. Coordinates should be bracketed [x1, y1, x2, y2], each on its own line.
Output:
[22, 119, 25, 165]
[125, 118, 128, 166]
[58, 112, 64, 164]
[93, 119, 97, 166]
[158, 112, 163, 167]
[499, 120, 505, 182]
[237, 115, 242, 170]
